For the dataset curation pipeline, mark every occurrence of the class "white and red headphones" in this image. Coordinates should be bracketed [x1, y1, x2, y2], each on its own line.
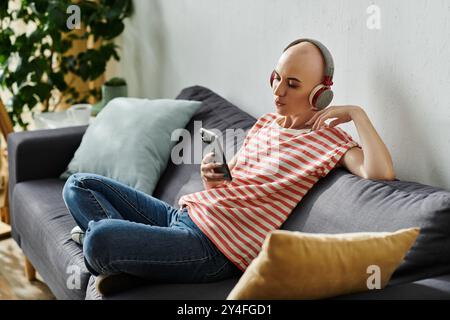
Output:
[270, 38, 335, 110]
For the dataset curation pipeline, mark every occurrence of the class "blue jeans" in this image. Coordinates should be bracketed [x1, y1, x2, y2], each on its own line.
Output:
[62, 173, 242, 283]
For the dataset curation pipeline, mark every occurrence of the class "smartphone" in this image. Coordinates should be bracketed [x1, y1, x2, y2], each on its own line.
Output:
[200, 128, 233, 181]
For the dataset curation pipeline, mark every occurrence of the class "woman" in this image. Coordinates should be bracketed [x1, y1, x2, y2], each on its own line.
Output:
[63, 39, 395, 295]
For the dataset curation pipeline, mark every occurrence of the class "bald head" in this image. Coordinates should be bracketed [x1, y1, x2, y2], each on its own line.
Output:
[272, 40, 328, 120]
[278, 41, 325, 86]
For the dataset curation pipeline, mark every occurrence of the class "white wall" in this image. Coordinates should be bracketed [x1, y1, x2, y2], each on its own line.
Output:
[108, 0, 450, 190]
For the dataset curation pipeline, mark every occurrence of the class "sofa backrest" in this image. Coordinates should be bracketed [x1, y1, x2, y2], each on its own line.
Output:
[154, 85, 450, 285]
[153, 85, 255, 207]
[283, 168, 450, 284]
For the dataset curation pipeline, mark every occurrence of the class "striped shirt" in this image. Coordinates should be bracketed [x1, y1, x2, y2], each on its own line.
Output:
[178, 112, 360, 271]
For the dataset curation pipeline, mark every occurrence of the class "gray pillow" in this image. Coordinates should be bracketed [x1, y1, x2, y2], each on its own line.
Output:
[60, 97, 202, 195]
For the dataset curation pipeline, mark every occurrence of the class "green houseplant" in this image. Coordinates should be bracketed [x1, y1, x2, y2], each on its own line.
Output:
[91, 76, 127, 116]
[0, 0, 132, 130]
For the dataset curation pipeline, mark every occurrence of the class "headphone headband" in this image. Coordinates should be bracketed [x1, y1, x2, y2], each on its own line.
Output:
[283, 38, 334, 86]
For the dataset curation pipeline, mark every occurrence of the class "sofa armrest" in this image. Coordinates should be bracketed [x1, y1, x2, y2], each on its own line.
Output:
[7, 125, 88, 196]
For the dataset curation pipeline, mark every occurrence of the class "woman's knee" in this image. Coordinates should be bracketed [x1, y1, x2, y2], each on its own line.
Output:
[63, 174, 82, 205]
[62, 173, 96, 202]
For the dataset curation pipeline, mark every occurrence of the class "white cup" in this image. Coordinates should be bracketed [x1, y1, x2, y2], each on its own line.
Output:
[67, 104, 92, 125]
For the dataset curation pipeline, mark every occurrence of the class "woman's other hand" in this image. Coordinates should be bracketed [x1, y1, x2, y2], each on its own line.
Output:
[306, 105, 363, 130]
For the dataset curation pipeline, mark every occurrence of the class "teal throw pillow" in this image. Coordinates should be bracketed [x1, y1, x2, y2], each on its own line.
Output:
[60, 97, 202, 195]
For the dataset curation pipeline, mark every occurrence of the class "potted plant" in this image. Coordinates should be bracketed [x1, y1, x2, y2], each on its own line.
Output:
[91, 77, 127, 116]
[0, 0, 132, 130]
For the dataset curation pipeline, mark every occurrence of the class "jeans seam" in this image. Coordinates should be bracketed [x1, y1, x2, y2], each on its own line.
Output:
[106, 255, 211, 266]
[79, 177, 157, 225]
[205, 260, 229, 278]
[88, 192, 112, 219]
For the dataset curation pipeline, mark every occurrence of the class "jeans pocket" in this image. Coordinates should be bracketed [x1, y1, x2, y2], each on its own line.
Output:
[204, 256, 242, 282]
[181, 212, 220, 257]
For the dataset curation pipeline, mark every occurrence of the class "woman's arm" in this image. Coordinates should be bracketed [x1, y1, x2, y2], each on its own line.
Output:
[307, 105, 395, 180]
[342, 108, 395, 180]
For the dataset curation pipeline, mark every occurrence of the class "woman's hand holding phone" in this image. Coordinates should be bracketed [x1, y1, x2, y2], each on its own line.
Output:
[201, 152, 226, 189]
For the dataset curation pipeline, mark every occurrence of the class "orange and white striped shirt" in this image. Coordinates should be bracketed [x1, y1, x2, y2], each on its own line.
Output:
[178, 112, 360, 271]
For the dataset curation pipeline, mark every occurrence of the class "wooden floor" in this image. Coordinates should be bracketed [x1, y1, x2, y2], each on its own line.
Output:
[0, 237, 55, 300]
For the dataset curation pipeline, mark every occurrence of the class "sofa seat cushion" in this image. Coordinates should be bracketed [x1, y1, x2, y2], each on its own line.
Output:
[337, 274, 450, 300]
[11, 179, 91, 299]
[85, 275, 239, 300]
[85, 271, 450, 300]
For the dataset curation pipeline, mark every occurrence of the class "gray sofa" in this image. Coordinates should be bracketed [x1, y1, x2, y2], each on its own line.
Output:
[8, 86, 450, 300]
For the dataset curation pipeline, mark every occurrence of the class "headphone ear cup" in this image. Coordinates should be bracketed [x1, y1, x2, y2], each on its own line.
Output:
[309, 84, 334, 110]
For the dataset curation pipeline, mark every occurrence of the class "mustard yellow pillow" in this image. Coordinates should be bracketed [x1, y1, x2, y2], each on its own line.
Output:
[227, 228, 419, 300]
